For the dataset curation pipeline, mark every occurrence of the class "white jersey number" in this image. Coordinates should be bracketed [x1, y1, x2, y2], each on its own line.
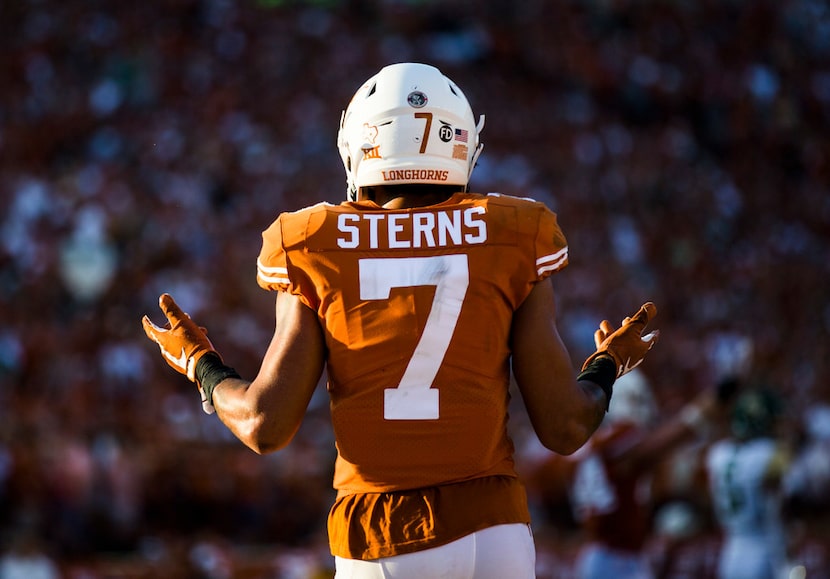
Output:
[359, 255, 469, 420]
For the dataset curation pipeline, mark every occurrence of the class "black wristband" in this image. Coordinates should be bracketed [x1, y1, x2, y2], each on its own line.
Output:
[195, 352, 241, 406]
[577, 356, 617, 410]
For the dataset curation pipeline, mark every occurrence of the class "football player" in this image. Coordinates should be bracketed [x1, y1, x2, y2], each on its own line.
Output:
[706, 388, 791, 579]
[142, 62, 659, 578]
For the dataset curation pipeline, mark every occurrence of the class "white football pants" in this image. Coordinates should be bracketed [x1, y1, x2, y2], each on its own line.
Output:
[334, 523, 536, 579]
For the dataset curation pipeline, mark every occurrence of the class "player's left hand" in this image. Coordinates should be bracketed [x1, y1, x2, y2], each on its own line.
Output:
[141, 293, 217, 382]
[584, 302, 659, 378]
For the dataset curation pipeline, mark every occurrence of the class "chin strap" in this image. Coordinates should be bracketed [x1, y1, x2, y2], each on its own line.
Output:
[467, 115, 485, 183]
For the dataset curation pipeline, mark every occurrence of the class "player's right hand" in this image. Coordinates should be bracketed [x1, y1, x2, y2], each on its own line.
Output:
[141, 293, 218, 383]
[583, 302, 659, 378]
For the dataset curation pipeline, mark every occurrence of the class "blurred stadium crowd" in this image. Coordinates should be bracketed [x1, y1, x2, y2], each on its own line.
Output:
[1, 0, 829, 577]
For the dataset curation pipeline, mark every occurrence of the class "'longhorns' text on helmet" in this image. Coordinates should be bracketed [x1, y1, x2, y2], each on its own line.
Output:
[337, 62, 485, 201]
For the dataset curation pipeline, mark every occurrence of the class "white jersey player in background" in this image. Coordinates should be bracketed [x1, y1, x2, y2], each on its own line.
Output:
[706, 388, 791, 579]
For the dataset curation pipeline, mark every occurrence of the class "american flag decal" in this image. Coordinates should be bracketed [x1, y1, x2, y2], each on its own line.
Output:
[454, 128, 468, 143]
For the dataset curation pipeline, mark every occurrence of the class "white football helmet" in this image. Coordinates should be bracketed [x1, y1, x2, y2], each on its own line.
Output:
[337, 62, 485, 200]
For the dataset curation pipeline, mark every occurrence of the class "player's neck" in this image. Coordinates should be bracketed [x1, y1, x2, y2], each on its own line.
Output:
[381, 194, 452, 209]
[359, 186, 463, 209]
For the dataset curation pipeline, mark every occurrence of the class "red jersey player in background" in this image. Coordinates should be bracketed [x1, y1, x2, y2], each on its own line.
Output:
[141, 62, 659, 578]
[528, 367, 734, 579]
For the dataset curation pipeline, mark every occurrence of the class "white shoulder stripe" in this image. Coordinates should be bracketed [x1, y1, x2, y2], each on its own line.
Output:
[257, 258, 288, 275]
[257, 258, 290, 284]
[258, 272, 290, 285]
[538, 257, 567, 276]
[537, 247, 568, 276]
[536, 246, 568, 266]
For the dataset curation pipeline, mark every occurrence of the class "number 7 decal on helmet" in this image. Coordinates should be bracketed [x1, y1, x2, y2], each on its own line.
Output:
[359, 255, 469, 420]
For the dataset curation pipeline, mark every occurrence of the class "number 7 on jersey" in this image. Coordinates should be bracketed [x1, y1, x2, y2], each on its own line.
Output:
[359, 255, 469, 420]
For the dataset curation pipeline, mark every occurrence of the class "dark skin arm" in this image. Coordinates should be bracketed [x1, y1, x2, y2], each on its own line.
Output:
[211, 292, 326, 454]
[510, 278, 609, 455]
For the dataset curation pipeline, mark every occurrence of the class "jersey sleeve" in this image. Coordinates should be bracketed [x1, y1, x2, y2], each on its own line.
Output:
[257, 216, 290, 291]
[256, 213, 319, 310]
[534, 205, 568, 281]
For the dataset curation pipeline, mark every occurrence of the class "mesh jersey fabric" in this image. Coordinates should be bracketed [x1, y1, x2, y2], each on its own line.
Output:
[256, 191, 568, 558]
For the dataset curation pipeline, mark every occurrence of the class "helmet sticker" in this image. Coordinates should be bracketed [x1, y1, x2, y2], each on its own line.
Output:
[359, 123, 381, 160]
[439, 123, 453, 142]
[452, 144, 468, 160]
[361, 123, 379, 143]
[362, 145, 381, 160]
[407, 91, 428, 108]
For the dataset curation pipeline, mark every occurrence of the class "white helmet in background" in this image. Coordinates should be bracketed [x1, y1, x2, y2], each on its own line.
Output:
[337, 62, 485, 201]
[606, 368, 658, 427]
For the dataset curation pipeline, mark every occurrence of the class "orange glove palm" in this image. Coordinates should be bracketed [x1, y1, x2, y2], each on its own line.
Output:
[141, 293, 217, 382]
[583, 302, 660, 378]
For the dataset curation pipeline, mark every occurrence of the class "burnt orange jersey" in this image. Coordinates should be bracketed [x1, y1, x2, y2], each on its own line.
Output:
[256, 192, 568, 495]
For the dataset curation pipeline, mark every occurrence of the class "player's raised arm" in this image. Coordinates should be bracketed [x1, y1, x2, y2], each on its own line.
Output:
[141, 293, 230, 414]
[142, 291, 325, 454]
[209, 292, 325, 454]
[511, 281, 659, 454]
